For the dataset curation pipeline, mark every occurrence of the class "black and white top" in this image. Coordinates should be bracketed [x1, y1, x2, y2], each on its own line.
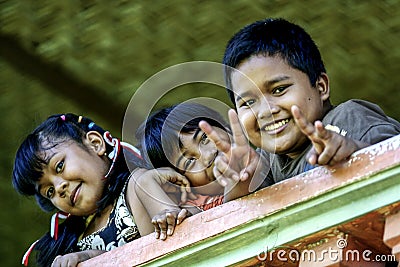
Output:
[76, 180, 140, 251]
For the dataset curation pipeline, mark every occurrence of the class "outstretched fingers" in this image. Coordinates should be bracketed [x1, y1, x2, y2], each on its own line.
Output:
[291, 105, 315, 137]
[227, 109, 248, 148]
[199, 120, 231, 154]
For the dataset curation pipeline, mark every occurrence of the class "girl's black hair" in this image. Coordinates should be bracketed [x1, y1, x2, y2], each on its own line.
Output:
[223, 18, 326, 104]
[12, 113, 144, 267]
[136, 102, 230, 171]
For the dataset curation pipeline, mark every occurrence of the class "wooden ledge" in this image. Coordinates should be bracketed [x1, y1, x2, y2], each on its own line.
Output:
[79, 135, 400, 267]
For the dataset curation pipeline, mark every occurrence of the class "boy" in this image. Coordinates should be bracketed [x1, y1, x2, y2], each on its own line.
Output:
[200, 18, 400, 188]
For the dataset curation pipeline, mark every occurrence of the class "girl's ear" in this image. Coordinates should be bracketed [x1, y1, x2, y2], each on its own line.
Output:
[85, 131, 107, 156]
[316, 73, 330, 101]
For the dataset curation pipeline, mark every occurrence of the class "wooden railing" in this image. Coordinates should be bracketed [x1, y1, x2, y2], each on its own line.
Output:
[79, 135, 400, 267]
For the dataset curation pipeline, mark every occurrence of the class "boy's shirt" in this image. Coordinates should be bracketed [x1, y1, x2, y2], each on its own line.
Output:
[259, 99, 400, 184]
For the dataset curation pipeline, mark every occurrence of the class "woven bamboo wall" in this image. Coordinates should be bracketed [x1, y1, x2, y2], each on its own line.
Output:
[1, 1, 399, 266]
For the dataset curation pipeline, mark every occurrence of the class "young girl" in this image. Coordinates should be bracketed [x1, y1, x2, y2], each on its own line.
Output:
[134, 102, 254, 234]
[13, 113, 189, 267]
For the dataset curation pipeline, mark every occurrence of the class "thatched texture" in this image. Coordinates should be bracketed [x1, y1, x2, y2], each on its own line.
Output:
[1, 1, 399, 265]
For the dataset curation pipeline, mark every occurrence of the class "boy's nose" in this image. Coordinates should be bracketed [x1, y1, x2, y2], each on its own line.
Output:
[258, 101, 279, 120]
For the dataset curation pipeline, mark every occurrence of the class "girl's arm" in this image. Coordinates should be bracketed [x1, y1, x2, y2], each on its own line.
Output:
[127, 168, 192, 240]
[51, 250, 105, 267]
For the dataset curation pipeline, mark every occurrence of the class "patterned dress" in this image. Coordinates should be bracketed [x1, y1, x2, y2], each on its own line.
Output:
[76, 181, 140, 251]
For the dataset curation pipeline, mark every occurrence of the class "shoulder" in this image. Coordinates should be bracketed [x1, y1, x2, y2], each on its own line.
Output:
[323, 99, 400, 143]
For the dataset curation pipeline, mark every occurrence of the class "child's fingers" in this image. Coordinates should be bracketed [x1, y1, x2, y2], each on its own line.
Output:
[238, 149, 258, 181]
[306, 147, 318, 165]
[314, 121, 330, 140]
[199, 120, 231, 153]
[157, 217, 168, 240]
[151, 217, 161, 239]
[166, 212, 176, 236]
[317, 143, 340, 165]
[180, 187, 188, 203]
[213, 167, 227, 186]
[177, 208, 189, 225]
[291, 105, 315, 137]
[215, 157, 240, 182]
[227, 109, 248, 147]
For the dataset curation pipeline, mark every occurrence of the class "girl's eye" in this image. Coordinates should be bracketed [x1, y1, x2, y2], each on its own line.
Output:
[46, 187, 55, 198]
[56, 160, 64, 174]
[200, 133, 210, 145]
[184, 158, 196, 170]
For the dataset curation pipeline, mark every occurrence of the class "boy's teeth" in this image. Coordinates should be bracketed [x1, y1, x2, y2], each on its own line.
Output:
[264, 119, 289, 131]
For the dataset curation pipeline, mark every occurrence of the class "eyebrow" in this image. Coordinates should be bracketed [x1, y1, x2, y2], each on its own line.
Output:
[235, 75, 291, 102]
[175, 129, 202, 172]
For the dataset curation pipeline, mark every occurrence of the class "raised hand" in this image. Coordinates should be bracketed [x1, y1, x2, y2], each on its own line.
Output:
[200, 109, 266, 195]
[291, 105, 368, 165]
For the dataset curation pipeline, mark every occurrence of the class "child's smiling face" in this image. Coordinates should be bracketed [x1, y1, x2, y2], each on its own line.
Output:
[36, 134, 109, 216]
[231, 54, 330, 158]
[171, 127, 229, 191]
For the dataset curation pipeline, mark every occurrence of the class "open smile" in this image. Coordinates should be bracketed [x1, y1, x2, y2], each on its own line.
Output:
[263, 119, 290, 132]
[70, 182, 82, 206]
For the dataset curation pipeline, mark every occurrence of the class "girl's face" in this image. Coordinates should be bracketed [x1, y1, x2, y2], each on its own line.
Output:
[171, 127, 229, 189]
[36, 133, 109, 216]
[231, 55, 329, 158]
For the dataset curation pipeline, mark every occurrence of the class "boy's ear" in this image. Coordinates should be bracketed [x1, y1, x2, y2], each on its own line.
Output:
[85, 131, 107, 156]
[316, 73, 330, 101]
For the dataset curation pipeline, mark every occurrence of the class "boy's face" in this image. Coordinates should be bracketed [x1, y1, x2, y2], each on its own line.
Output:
[231, 55, 329, 158]
[171, 127, 229, 188]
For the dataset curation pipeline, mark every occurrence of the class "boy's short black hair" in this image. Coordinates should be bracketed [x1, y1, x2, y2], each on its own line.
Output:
[223, 18, 326, 104]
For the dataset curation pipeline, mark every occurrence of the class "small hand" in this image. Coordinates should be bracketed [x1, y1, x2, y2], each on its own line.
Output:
[151, 208, 189, 240]
[291, 105, 368, 165]
[200, 109, 256, 185]
[153, 168, 197, 203]
[51, 251, 101, 267]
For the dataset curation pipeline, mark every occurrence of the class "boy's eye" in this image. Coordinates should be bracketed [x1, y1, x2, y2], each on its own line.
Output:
[56, 160, 64, 174]
[46, 187, 55, 198]
[272, 85, 288, 94]
[239, 99, 255, 108]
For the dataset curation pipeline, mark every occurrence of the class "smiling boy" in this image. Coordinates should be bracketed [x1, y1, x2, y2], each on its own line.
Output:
[201, 18, 400, 186]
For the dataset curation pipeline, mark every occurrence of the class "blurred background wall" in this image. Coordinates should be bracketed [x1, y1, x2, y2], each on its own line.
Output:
[1, 0, 399, 266]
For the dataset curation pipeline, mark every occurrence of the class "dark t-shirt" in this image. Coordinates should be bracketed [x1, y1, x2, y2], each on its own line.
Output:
[259, 99, 400, 185]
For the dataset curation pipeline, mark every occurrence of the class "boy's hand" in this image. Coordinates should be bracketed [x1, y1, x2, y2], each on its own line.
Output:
[199, 109, 264, 190]
[291, 105, 368, 165]
[151, 208, 189, 240]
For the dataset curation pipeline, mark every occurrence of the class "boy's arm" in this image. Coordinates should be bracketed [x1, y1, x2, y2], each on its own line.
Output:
[292, 105, 369, 165]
